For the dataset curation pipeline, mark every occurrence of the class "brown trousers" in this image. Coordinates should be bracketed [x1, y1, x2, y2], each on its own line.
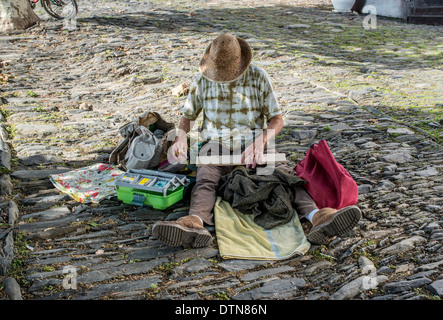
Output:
[188, 161, 318, 226]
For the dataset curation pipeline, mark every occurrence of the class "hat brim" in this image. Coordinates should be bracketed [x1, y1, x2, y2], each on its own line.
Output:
[200, 36, 252, 83]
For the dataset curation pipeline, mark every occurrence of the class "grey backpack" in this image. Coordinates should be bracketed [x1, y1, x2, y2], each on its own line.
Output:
[124, 126, 162, 170]
[109, 112, 175, 171]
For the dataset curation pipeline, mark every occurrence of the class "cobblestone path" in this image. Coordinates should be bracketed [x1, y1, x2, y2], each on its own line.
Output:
[1, 0, 442, 301]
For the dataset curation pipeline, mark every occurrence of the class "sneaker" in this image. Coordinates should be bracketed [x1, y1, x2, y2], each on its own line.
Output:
[307, 206, 361, 245]
[152, 215, 213, 248]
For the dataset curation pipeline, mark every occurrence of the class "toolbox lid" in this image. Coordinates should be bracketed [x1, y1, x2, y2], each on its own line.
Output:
[115, 168, 190, 196]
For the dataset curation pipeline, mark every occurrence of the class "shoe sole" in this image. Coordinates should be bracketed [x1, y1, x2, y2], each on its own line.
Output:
[307, 206, 361, 245]
[152, 222, 213, 248]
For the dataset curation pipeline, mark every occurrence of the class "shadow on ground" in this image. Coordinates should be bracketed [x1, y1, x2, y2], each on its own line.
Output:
[76, 4, 443, 72]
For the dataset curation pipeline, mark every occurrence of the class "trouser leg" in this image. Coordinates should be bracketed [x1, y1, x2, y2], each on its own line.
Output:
[274, 162, 318, 219]
[188, 143, 317, 224]
[188, 164, 234, 225]
[292, 186, 318, 219]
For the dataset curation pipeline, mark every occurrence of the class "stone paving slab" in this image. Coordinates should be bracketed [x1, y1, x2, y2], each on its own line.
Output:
[1, 0, 442, 301]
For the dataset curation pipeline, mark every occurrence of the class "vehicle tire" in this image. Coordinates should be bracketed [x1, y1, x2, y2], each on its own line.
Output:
[42, 0, 78, 20]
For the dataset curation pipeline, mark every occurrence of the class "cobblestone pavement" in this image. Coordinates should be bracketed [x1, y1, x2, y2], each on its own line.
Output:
[1, 0, 442, 301]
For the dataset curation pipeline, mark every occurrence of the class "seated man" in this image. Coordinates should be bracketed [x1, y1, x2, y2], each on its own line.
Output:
[153, 33, 361, 248]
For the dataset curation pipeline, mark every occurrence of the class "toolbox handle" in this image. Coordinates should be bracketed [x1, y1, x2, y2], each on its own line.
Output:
[131, 193, 146, 207]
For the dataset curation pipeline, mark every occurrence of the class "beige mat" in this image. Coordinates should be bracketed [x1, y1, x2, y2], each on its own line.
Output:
[214, 197, 310, 260]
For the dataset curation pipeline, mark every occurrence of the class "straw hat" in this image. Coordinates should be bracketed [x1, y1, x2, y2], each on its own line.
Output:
[200, 33, 252, 83]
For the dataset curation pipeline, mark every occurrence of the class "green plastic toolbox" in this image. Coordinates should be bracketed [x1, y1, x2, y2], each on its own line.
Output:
[115, 169, 191, 210]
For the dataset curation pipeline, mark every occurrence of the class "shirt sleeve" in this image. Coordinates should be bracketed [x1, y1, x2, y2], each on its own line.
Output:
[260, 69, 281, 121]
[182, 77, 203, 121]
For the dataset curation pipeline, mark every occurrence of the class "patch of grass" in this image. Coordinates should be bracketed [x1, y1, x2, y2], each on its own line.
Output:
[214, 291, 230, 300]
[6, 232, 32, 289]
[310, 246, 336, 262]
[414, 287, 441, 300]
[26, 90, 38, 98]
[42, 266, 55, 272]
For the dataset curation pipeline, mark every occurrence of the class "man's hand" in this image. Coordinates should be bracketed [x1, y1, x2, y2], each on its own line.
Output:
[241, 136, 265, 169]
[170, 117, 192, 164]
[240, 115, 283, 169]
[171, 138, 188, 163]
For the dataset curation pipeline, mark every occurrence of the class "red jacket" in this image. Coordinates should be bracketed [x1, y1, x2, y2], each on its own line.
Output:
[295, 140, 358, 209]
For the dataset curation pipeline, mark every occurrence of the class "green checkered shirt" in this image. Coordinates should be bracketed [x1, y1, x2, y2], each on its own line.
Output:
[182, 64, 281, 150]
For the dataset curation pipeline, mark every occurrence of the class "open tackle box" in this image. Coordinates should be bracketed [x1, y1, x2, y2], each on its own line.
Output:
[114, 169, 191, 210]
